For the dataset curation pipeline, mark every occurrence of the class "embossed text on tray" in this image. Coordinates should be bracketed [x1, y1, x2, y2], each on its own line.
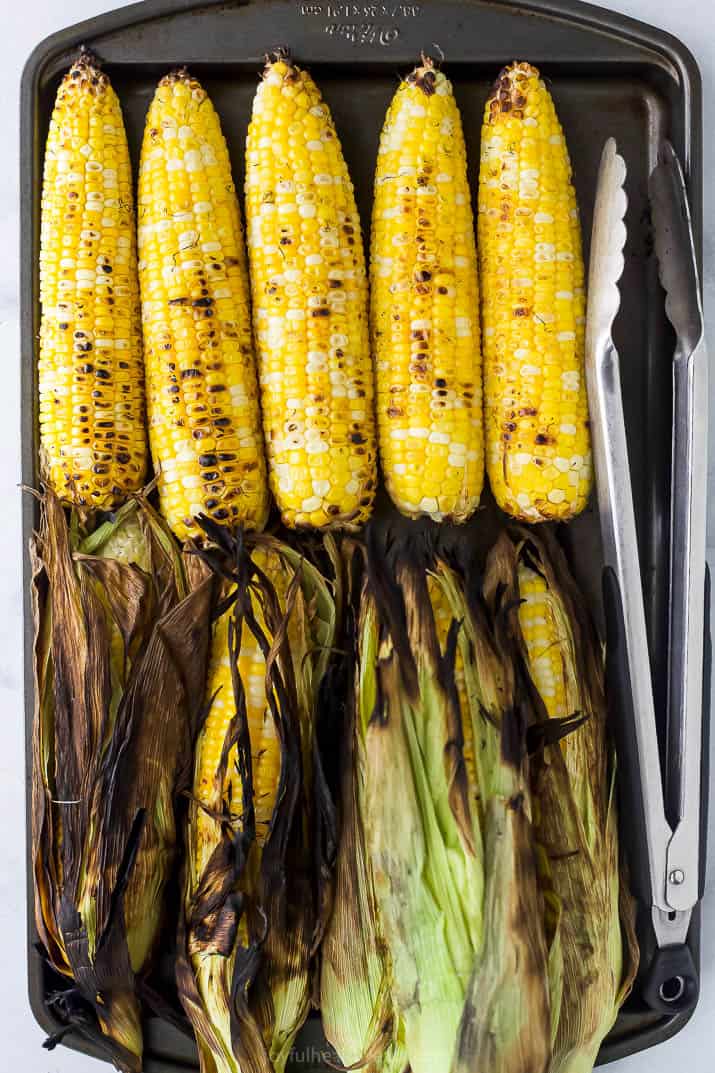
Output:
[299, 3, 422, 46]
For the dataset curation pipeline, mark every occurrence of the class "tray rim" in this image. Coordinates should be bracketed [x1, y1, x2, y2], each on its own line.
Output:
[20, 0, 704, 1068]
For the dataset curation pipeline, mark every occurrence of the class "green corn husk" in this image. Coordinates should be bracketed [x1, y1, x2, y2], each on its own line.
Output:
[321, 525, 556, 1073]
[439, 564, 555, 1073]
[485, 528, 639, 1073]
[31, 487, 213, 1073]
[320, 560, 408, 1073]
[176, 526, 336, 1073]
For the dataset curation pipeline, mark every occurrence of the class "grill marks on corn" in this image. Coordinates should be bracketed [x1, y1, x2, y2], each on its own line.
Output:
[38, 54, 146, 508]
[245, 59, 377, 529]
[478, 62, 591, 521]
[138, 69, 269, 541]
[371, 61, 484, 523]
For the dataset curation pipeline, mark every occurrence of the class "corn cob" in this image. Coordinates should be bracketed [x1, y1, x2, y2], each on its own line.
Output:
[478, 62, 591, 522]
[138, 70, 269, 541]
[32, 489, 213, 1072]
[181, 537, 336, 1073]
[517, 561, 577, 727]
[245, 57, 377, 530]
[192, 545, 297, 874]
[38, 53, 146, 510]
[371, 58, 483, 522]
[487, 529, 638, 1073]
[186, 548, 285, 1073]
[322, 527, 556, 1073]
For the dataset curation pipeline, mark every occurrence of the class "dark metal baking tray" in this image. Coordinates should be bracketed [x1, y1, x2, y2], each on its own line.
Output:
[20, 0, 705, 1069]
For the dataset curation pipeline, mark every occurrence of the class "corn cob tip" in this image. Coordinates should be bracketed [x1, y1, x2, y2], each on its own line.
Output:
[487, 61, 542, 118]
[65, 49, 108, 92]
[261, 49, 297, 80]
[157, 67, 208, 101]
[404, 54, 446, 96]
[159, 66, 192, 85]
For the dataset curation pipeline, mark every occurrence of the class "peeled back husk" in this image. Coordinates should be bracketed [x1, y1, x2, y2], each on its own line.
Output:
[31, 488, 213, 1073]
[177, 529, 336, 1073]
[484, 528, 639, 1073]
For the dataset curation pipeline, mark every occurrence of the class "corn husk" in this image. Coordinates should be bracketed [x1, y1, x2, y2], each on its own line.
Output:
[320, 561, 408, 1073]
[31, 488, 213, 1072]
[484, 528, 639, 1073]
[440, 564, 554, 1073]
[177, 527, 336, 1073]
[321, 525, 555, 1073]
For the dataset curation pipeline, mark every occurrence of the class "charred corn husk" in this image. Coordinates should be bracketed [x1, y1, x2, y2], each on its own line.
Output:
[320, 544, 408, 1073]
[371, 59, 483, 522]
[245, 57, 377, 530]
[31, 490, 213, 1073]
[321, 526, 555, 1073]
[438, 559, 554, 1073]
[39, 53, 146, 510]
[178, 535, 336, 1073]
[485, 529, 638, 1073]
[138, 70, 269, 541]
[478, 63, 591, 522]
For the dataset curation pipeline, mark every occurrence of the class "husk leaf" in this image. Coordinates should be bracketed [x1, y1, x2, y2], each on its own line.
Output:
[31, 487, 213, 1072]
[361, 539, 487, 1073]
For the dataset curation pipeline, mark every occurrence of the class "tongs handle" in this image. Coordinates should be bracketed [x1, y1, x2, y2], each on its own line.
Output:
[603, 566, 700, 1015]
[602, 565, 653, 906]
[588, 339, 672, 913]
[665, 334, 708, 910]
[699, 565, 711, 902]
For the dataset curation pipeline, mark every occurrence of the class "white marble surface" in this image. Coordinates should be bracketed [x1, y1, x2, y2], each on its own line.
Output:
[2, 1, 712, 1070]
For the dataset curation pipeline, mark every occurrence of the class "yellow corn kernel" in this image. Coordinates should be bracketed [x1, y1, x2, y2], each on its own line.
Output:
[245, 58, 377, 530]
[38, 53, 147, 509]
[371, 58, 483, 522]
[138, 70, 269, 541]
[478, 62, 592, 522]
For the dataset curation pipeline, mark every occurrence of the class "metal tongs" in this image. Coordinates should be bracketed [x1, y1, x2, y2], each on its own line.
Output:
[585, 139, 709, 1013]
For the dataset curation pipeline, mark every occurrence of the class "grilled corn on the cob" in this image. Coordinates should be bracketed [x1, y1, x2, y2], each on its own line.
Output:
[32, 490, 213, 1072]
[138, 70, 269, 541]
[245, 57, 377, 530]
[39, 53, 146, 509]
[185, 549, 286, 1073]
[371, 58, 483, 522]
[323, 528, 554, 1073]
[478, 62, 591, 521]
[180, 537, 335, 1073]
[486, 529, 639, 1073]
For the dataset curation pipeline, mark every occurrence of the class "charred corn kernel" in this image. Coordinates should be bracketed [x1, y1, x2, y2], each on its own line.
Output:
[193, 551, 282, 878]
[138, 70, 269, 541]
[245, 57, 377, 530]
[371, 58, 483, 522]
[478, 62, 592, 522]
[38, 53, 146, 509]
